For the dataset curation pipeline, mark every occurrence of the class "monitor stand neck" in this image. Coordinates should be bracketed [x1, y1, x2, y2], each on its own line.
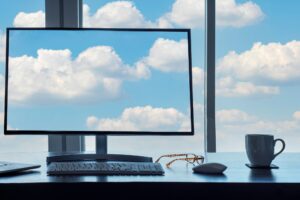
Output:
[46, 135, 153, 164]
[96, 135, 107, 154]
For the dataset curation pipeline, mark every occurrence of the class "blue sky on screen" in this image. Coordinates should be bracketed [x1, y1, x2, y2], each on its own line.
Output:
[7, 30, 192, 132]
[0, 0, 300, 152]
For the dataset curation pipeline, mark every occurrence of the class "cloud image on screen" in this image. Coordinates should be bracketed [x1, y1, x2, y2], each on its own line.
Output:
[6, 29, 192, 133]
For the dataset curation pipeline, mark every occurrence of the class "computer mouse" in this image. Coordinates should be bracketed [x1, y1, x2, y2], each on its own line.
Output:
[192, 162, 227, 174]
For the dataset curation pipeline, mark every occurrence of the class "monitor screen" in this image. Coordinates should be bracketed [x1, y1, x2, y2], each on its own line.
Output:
[5, 28, 194, 135]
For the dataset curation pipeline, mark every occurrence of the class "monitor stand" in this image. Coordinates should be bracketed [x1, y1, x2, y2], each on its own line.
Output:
[47, 136, 153, 164]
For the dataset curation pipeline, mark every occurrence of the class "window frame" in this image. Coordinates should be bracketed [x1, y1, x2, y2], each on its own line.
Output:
[205, 0, 216, 152]
[46, 0, 85, 152]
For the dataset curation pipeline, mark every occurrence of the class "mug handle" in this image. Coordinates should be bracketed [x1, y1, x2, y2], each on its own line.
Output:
[273, 138, 286, 159]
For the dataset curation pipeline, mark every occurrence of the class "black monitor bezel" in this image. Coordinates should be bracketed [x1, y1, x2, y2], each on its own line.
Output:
[4, 27, 194, 136]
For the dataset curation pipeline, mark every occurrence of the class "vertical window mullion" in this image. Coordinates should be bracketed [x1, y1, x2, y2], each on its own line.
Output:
[46, 0, 84, 152]
[205, 0, 216, 152]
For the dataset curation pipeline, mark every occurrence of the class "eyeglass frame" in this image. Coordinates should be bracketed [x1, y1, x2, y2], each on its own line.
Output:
[155, 153, 204, 168]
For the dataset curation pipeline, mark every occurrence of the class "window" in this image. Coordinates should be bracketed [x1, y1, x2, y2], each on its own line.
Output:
[216, 0, 300, 151]
[4, 0, 293, 154]
[83, 0, 205, 156]
[0, 0, 46, 152]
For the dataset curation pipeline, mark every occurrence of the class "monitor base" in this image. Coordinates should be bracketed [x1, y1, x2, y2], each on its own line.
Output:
[46, 153, 153, 164]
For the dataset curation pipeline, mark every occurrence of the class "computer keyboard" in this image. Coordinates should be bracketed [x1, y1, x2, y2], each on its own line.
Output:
[47, 161, 165, 175]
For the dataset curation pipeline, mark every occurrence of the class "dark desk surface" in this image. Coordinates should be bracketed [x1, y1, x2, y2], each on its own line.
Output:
[0, 152, 300, 183]
[1, 152, 300, 199]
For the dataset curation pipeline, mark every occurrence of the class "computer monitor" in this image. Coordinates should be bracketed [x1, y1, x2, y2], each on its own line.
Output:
[4, 28, 193, 162]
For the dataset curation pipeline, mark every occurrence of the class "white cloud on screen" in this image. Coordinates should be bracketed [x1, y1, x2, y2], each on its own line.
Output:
[159, 0, 264, 28]
[76, 46, 150, 79]
[13, 10, 45, 27]
[218, 41, 300, 82]
[141, 38, 189, 72]
[8, 36, 190, 103]
[9, 46, 150, 103]
[86, 105, 189, 132]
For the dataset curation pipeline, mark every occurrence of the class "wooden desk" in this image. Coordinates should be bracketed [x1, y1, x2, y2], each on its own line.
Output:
[0, 152, 300, 199]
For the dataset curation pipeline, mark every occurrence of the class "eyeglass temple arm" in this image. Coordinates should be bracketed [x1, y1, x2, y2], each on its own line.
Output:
[155, 154, 193, 163]
[166, 158, 195, 168]
[166, 156, 204, 168]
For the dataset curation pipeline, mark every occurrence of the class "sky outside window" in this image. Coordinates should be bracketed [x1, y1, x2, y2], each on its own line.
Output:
[216, 0, 300, 151]
[1, 0, 295, 154]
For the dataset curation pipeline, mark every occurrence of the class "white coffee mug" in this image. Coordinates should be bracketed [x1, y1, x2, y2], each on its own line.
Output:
[245, 134, 285, 166]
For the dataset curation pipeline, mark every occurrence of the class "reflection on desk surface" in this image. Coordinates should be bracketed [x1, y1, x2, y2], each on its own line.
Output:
[0, 152, 300, 183]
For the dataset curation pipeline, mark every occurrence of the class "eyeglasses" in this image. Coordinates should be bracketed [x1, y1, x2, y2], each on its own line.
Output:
[155, 153, 204, 168]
